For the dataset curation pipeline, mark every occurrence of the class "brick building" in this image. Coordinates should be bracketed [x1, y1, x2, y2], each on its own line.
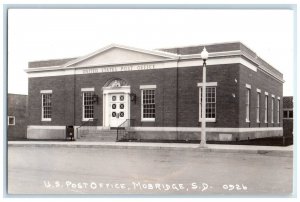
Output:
[283, 96, 293, 139]
[25, 42, 284, 142]
[8, 94, 28, 140]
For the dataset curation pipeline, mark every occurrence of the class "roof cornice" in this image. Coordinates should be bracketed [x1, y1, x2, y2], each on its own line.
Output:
[62, 43, 179, 68]
[25, 46, 284, 83]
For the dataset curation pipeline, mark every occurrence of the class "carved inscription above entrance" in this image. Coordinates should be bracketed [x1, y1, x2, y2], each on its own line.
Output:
[82, 64, 155, 74]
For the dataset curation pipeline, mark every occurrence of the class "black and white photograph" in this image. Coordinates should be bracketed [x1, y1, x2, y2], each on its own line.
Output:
[4, 3, 296, 198]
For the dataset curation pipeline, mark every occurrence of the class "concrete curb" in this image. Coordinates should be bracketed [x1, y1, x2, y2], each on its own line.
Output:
[205, 148, 293, 157]
[7, 141, 293, 157]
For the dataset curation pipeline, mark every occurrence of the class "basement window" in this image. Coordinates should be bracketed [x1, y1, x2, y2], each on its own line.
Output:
[8, 116, 15, 126]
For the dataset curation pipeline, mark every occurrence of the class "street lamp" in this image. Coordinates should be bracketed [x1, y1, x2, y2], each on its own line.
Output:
[200, 47, 209, 147]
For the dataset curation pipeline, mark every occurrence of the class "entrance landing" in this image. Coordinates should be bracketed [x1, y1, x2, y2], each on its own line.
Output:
[78, 129, 118, 142]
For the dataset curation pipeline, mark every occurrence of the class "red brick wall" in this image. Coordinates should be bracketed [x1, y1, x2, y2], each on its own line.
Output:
[28, 68, 178, 127]
[28, 76, 67, 126]
[238, 63, 283, 128]
[177, 64, 240, 127]
[27, 62, 283, 129]
[73, 68, 178, 127]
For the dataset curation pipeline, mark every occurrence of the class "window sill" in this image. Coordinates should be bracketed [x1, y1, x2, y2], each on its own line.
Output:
[82, 118, 94, 122]
[141, 118, 155, 122]
[199, 118, 216, 122]
[42, 119, 52, 122]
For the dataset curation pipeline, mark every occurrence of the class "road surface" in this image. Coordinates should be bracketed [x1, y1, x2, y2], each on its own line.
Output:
[7, 146, 293, 195]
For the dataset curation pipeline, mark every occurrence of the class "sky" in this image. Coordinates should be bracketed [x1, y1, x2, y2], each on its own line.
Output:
[7, 8, 294, 95]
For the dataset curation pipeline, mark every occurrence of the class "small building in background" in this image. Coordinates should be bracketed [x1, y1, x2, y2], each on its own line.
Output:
[283, 96, 293, 144]
[8, 94, 28, 140]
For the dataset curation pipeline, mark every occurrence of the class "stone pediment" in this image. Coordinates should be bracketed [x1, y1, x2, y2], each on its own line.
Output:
[65, 44, 178, 68]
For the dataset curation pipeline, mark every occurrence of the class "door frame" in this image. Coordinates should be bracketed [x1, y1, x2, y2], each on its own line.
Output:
[102, 86, 131, 128]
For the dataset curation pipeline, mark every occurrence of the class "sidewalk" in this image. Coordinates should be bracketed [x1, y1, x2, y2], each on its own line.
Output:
[8, 140, 293, 157]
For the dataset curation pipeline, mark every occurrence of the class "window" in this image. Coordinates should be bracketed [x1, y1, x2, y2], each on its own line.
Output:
[8, 116, 15, 125]
[271, 98, 275, 123]
[264, 95, 268, 123]
[245, 88, 250, 122]
[256, 93, 260, 123]
[42, 93, 52, 121]
[277, 99, 280, 123]
[289, 111, 293, 118]
[283, 111, 288, 118]
[141, 89, 155, 121]
[199, 86, 216, 121]
[283, 109, 293, 119]
[82, 91, 94, 121]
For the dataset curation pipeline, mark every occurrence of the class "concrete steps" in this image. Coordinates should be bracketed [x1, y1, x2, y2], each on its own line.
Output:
[78, 129, 119, 142]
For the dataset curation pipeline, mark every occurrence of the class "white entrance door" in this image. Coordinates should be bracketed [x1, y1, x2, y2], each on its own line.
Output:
[109, 93, 128, 127]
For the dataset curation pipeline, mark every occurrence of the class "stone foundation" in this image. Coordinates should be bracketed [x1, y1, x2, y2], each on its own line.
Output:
[129, 128, 283, 142]
[27, 126, 66, 139]
[26, 126, 283, 141]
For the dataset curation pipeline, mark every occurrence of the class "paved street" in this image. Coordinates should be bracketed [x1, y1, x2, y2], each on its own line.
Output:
[8, 145, 293, 195]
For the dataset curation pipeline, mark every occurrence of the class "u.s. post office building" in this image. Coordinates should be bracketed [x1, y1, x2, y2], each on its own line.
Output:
[26, 42, 283, 142]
